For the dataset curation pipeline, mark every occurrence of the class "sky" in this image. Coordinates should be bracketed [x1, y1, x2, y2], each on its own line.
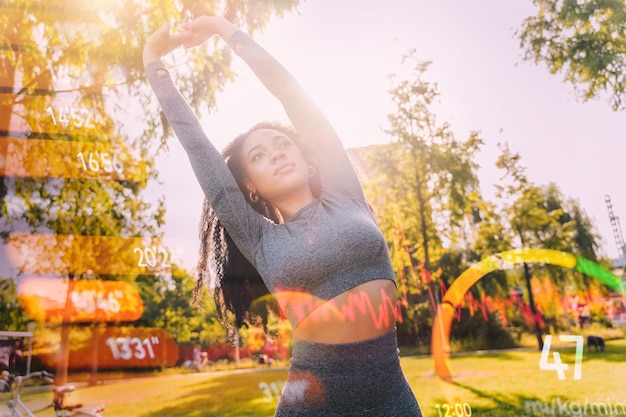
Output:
[150, 0, 625, 272]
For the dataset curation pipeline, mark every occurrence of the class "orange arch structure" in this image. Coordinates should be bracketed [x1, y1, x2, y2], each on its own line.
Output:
[431, 248, 624, 381]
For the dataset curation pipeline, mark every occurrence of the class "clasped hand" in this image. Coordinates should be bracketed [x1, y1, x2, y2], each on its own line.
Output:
[143, 16, 225, 64]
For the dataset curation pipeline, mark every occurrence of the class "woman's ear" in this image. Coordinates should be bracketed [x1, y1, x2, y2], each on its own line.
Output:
[242, 177, 255, 194]
[243, 177, 260, 203]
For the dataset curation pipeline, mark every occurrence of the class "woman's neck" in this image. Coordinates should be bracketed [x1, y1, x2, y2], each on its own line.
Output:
[272, 187, 316, 221]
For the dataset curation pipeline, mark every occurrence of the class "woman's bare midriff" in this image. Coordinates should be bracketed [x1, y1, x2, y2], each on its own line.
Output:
[290, 279, 398, 344]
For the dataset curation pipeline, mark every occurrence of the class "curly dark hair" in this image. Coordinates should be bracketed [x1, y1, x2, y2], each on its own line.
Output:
[193, 121, 320, 329]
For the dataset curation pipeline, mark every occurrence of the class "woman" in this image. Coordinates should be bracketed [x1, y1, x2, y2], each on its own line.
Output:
[144, 16, 422, 416]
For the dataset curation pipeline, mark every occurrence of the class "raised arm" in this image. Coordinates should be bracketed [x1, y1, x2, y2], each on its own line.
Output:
[182, 16, 365, 199]
[143, 24, 264, 260]
[143, 23, 193, 67]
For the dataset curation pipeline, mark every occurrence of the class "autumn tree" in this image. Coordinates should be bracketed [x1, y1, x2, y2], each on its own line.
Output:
[0, 0, 299, 383]
[1, 0, 301, 240]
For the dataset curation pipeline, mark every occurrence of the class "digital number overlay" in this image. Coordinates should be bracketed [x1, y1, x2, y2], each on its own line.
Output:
[35, 327, 179, 369]
[6, 233, 184, 275]
[434, 403, 472, 417]
[17, 277, 143, 323]
[0, 136, 146, 182]
[540, 335, 583, 380]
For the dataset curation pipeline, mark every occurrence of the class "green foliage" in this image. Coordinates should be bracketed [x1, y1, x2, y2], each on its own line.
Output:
[134, 269, 234, 347]
[396, 299, 433, 348]
[518, 0, 626, 110]
[366, 49, 484, 271]
[351, 44, 610, 349]
[1, 0, 301, 238]
[467, 142, 608, 340]
[0, 0, 302, 381]
[352, 50, 485, 346]
[356, 54, 610, 347]
[136, 270, 195, 344]
[450, 309, 516, 351]
[0, 279, 31, 331]
[493, 143, 603, 290]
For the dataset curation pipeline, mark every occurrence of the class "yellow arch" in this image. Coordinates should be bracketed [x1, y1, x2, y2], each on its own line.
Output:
[431, 248, 622, 381]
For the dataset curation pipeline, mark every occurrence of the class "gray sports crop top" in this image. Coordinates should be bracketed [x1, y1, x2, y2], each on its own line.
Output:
[146, 30, 396, 323]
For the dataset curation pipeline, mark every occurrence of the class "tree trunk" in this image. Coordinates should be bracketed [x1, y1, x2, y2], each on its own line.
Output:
[0, 46, 16, 217]
[56, 278, 75, 386]
[415, 171, 430, 271]
[523, 262, 544, 350]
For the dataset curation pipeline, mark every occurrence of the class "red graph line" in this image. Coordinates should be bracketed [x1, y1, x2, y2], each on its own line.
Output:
[276, 286, 405, 330]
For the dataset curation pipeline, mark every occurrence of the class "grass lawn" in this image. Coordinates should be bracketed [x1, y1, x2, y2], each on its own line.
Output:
[2, 339, 624, 416]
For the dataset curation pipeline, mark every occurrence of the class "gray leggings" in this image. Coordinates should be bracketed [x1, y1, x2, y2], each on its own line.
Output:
[275, 329, 422, 416]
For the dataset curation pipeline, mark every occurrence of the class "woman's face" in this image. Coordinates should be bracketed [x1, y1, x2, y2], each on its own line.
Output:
[240, 128, 311, 202]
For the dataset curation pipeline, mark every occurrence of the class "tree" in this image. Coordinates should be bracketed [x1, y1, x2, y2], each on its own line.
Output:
[1, 0, 301, 232]
[0, 279, 31, 331]
[0, 0, 300, 383]
[135, 269, 198, 344]
[518, 0, 626, 110]
[378, 49, 483, 273]
[495, 143, 601, 266]
[354, 50, 483, 346]
[492, 143, 605, 343]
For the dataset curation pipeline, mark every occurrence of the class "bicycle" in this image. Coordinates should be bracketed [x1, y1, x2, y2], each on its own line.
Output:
[3, 370, 104, 417]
